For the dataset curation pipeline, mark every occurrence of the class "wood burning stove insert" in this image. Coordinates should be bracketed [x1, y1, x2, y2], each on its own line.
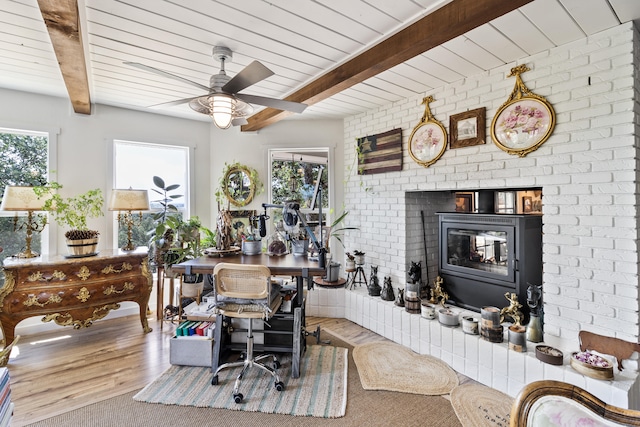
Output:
[437, 212, 542, 321]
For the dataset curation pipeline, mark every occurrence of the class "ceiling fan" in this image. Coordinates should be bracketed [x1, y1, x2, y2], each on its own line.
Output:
[125, 46, 307, 129]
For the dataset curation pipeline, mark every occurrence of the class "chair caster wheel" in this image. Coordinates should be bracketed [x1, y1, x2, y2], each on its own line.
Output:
[274, 360, 281, 369]
[275, 381, 285, 391]
[233, 393, 243, 403]
[211, 376, 218, 385]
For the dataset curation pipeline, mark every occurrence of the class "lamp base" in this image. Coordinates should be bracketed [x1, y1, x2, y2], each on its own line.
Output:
[121, 243, 137, 251]
[15, 250, 39, 259]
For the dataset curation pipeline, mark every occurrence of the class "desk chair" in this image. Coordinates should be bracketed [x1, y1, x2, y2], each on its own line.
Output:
[211, 263, 284, 403]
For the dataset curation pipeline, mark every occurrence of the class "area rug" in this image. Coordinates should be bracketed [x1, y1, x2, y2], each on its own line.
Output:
[450, 383, 514, 427]
[23, 332, 464, 427]
[352, 341, 459, 395]
[133, 344, 347, 418]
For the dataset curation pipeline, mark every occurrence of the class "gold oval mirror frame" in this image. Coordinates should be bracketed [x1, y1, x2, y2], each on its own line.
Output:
[222, 166, 255, 207]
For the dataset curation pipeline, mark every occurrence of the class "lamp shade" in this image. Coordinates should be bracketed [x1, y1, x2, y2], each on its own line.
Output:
[0, 185, 50, 211]
[210, 94, 235, 129]
[108, 189, 149, 211]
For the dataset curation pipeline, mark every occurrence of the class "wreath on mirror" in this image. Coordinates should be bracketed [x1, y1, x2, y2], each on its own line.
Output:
[216, 161, 264, 207]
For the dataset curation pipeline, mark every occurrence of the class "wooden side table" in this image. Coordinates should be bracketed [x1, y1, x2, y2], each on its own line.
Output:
[0, 248, 153, 364]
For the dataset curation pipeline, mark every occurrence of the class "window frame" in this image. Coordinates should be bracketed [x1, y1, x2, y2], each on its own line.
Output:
[111, 139, 193, 249]
[268, 147, 332, 226]
[0, 126, 58, 256]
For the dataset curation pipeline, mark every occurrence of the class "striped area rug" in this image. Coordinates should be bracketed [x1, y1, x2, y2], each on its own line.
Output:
[133, 345, 348, 418]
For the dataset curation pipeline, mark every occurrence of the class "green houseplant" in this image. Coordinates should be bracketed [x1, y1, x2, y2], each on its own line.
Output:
[33, 182, 105, 256]
[148, 175, 182, 267]
[147, 176, 211, 272]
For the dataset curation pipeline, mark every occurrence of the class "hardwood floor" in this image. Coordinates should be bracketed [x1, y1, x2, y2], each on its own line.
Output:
[7, 314, 386, 426]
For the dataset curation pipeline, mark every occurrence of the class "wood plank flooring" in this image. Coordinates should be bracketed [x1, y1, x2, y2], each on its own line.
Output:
[7, 314, 386, 426]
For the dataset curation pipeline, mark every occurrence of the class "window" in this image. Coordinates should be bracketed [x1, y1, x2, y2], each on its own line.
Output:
[113, 140, 190, 249]
[269, 149, 330, 246]
[0, 128, 51, 273]
[270, 149, 329, 210]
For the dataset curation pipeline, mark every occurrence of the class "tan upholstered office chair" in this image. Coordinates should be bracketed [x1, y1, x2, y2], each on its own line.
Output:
[211, 263, 284, 403]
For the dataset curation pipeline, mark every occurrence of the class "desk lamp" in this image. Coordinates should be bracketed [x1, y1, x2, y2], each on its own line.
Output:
[0, 185, 50, 258]
[109, 189, 149, 251]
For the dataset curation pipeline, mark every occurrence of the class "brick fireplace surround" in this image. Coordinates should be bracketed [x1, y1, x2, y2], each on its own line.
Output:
[309, 22, 640, 409]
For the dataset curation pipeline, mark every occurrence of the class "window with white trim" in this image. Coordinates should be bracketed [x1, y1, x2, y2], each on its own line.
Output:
[113, 140, 190, 249]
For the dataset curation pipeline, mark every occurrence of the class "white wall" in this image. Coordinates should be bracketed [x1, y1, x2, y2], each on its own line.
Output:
[342, 22, 640, 351]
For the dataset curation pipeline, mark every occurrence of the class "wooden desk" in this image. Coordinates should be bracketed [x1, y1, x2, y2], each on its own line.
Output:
[172, 253, 326, 306]
[172, 254, 325, 378]
[1, 248, 153, 364]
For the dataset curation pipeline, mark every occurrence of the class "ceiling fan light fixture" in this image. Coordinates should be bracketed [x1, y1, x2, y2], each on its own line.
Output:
[209, 94, 236, 129]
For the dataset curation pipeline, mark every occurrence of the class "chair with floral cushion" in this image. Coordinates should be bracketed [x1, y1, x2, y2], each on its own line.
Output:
[510, 380, 640, 426]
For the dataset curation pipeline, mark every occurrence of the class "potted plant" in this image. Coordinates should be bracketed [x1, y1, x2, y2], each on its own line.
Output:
[166, 215, 205, 299]
[314, 211, 358, 281]
[326, 211, 357, 252]
[147, 176, 182, 269]
[33, 182, 104, 256]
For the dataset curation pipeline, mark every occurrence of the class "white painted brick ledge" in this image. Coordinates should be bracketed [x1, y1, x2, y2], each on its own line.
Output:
[320, 287, 640, 410]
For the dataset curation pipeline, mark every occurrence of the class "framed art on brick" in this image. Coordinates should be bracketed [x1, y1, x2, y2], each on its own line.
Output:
[450, 107, 485, 149]
[491, 64, 556, 157]
[356, 128, 403, 175]
[408, 95, 447, 168]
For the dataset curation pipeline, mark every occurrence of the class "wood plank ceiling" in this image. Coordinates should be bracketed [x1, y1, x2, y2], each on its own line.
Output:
[2, 0, 640, 131]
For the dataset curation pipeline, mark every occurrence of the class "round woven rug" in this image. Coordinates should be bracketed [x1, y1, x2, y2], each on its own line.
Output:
[352, 341, 459, 395]
[450, 383, 514, 427]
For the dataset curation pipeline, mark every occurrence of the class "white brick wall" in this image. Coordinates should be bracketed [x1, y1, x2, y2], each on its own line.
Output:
[342, 22, 640, 351]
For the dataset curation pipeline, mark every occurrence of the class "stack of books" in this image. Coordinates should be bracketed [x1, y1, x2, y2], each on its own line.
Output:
[175, 320, 215, 339]
[0, 368, 12, 427]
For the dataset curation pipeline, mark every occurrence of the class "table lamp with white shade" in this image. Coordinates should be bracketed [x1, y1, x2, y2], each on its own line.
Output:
[109, 189, 150, 251]
[0, 185, 52, 258]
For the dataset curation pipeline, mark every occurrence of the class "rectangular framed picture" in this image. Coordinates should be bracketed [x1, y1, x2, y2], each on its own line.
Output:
[449, 107, 486, 149]
[230, 210, 256, 244]
[455, 193, 473, 213]
[522, 197, 532, 214]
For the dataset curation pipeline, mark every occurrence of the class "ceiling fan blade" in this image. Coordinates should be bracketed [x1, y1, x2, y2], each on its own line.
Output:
[124, 62, 211, 92]
[235, 93, 307, 114]
[232, 117, 249, 126]
[222, 61, 274, 94]
[148, 95, 208, 109]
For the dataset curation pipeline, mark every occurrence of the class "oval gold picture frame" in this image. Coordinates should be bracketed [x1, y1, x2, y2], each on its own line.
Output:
[491, 65, 556, 157]
[408, 96, 448, 167]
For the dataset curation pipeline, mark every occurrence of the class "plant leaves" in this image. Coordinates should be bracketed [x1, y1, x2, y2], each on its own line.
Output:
[153, 176, 165, 189]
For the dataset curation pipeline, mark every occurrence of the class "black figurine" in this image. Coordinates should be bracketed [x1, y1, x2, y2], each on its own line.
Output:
[368, 265, 381, 296]
[408, 261, 421, 283]
[380, 276, 395, 301]
[395, 288, 405, 307]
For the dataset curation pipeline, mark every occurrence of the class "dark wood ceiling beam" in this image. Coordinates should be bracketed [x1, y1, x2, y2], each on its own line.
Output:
[242, 0, 533, 132]
[37, 0, 91, 114]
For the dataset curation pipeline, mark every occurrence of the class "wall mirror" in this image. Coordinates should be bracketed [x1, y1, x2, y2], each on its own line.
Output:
[222, 165, 255, 207]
